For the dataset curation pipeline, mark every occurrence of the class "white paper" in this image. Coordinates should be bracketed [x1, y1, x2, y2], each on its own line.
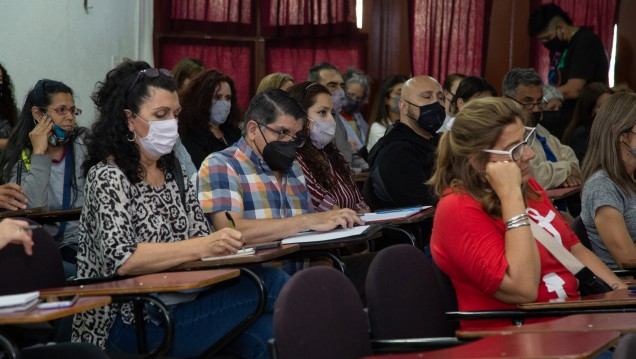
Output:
[0, 291, 39, 313]
[201, 247, 255, 261]
[359, 206, 432, 223]
[281, 225, 370, 245]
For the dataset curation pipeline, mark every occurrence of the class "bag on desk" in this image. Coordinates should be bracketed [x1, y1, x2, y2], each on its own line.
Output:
[576, 267, 612, 296]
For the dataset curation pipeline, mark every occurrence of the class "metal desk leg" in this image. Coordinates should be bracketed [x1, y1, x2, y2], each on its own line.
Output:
[199, 268, 267, 359]
[0, 333, 20, 359]
[114, 294, 174, 359]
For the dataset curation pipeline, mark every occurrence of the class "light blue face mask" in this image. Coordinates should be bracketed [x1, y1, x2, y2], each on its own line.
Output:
[391, 96, 400, 114]
[210, 100, 231, 126]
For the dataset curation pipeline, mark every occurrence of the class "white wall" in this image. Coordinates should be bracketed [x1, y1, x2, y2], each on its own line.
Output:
[0, 0, 154, 127]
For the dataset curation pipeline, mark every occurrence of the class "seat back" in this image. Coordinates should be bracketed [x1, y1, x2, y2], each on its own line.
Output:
[366, 244, 457, 340]
[571, 215, 593, 250]
[613, 333, 636, 359]
[273, 267, 372, 359]
[0, 218, 65, 295]
[432, 259, 459, 314]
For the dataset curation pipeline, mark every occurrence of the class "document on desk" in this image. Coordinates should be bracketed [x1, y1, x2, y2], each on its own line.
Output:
[359, 206, 432, 222]
[201, 247, 256, 261]
[0, 291, 39, 313]
[281, 225, 371, 245]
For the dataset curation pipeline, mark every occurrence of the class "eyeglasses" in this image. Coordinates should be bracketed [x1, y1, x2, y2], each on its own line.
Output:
[507, 96, 548, 111]
[126, 68, 173, 97]
[40, 106, 82, 117]
[482, 127, 536, 162]
[256, 121, 306, 147]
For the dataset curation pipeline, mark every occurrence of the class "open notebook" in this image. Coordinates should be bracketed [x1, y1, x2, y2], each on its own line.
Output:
[281, 225, 375, 245]
[201, 247, 256, 261]
[358, 206, 432, 223]
[0, 291, 39, 313]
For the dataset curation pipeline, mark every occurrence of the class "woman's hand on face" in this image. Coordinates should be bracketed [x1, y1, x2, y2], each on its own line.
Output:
[201, 227, 245, 257]
[485, 160, 522, 198]
[29, 115, 52, 155]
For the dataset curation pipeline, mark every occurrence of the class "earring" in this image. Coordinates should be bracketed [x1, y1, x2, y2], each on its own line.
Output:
[127, 131, 136, 142]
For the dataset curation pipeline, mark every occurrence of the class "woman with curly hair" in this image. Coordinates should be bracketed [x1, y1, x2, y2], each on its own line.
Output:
[288, 81, 369, 213]
[0, 79, 86, 277]
[178, 68, 241, 168]
[75, 60, 288, 358]
[0, 63, 19, 151]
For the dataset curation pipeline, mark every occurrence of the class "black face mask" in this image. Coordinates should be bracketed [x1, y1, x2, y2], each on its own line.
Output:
[542, 36, 567, 53]
[256, 125, 296, 172]
[407, 101, 446, 134]
[541, 110, 562, 127]
[532, 111, 543, 125]
[342, 96, 360, 115]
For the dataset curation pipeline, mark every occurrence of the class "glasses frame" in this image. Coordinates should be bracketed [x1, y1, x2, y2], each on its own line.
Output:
[126, 68, 173, 98]
[507, 96, 548, 111]
[40, 106, 82, 117]
[482, 127, 536, 162]
[256, 121, 306, 148]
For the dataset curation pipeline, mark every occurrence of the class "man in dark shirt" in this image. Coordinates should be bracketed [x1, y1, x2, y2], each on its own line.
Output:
[365, 76, 444, 210]
[528, 4, 609, 139]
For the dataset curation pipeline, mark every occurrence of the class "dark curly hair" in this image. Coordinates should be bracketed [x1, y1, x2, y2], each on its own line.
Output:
[178, 68, 241, 138]
[0, 79, 84, 205]
[83, 60, 177, 183]
[288, 81, 355, 193]
[0, 63, 18, 130]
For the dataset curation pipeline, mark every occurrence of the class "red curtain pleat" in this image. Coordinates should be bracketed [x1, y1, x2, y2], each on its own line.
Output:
[409, 0, 486, 82]
[530, 0, 617, 84]
[261, 0, 357, 37]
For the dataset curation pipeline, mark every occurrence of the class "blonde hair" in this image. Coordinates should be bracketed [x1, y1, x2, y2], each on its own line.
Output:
[256, 73, 294, 94]
[428, 97, 536, 217]
[582, 92, 636, 195]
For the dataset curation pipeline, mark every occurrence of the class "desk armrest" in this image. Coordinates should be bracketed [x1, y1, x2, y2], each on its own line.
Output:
[65, 276, 121, 286]
[371, 337, 465, 353]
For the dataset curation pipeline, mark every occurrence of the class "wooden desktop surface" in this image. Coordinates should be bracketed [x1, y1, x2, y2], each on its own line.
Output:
[0, 296, 111, 325]
[26, 208, 82, 223]
[517, 288, 636, 310]
[362, 331, 619, 359]
[171, 244, 299, 270]
[545, 186, 581, 200]
[457, 312, 636, 339]
[620, 260, 636, 269]
[40, 269, 239, 296]
[0, 207, 44, 219]
[352, 171, 369, 183]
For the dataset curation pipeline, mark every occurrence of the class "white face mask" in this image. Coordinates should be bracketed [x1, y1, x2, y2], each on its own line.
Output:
[210, 100, 231, 126]
[309, 118, 336, 149]
[137, 118, 179, 158]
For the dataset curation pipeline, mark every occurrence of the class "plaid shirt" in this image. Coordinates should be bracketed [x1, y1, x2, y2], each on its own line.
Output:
[198, 137, 311, 219]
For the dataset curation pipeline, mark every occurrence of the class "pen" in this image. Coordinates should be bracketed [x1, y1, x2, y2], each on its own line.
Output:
[21, 225, 42, 230]
[16, 160, 23, 185]
[225, 211, 236, 229]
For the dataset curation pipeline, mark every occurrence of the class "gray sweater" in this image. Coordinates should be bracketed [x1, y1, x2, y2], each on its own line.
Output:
[10, 135, 87, 245]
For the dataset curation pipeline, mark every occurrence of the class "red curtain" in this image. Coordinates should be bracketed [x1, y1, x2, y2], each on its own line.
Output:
[409, 0, 486, 82]
[159, 40, 254, 108]
[261, 0, 357, 37]
[266, 35, 366, 83]
[530, 0, 617, 83]
[169, 0, 256, 35]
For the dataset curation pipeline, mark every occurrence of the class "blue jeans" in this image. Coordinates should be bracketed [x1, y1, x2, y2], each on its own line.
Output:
[106, 267, 288, 358]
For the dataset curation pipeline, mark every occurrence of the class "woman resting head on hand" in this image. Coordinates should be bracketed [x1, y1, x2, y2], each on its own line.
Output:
[428, 97, 624, 329]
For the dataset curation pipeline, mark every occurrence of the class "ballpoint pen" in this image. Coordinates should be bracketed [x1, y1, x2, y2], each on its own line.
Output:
[225, 211, 236, 228]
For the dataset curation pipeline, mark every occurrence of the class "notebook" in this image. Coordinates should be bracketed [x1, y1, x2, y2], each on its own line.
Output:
[358, 206, 432, 223]
[281, 225, 372, 245]
[0, 291, 40, 313]
[201, 247, 256, 261]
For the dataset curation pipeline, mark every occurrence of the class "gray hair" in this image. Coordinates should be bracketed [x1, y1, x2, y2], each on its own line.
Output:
[502, 68, 543, 98]
[343, 67, 371, 104]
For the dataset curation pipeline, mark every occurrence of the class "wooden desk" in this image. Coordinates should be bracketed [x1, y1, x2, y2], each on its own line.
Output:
[620, 260, 636, 269]
[0, 207, 43, 219]
[40, 269, 240, 296]
[26, 208, 82, 224]
[362, 331, 620, 359]
[517, 288, 636, 311]
[384, 206, 436, 225]
[457, 313, 636, 339]
[170, 244, 299, 271]
[545, 186, 581, 200]
[0, 296, 111, 325]
[352, 171, 369, 183]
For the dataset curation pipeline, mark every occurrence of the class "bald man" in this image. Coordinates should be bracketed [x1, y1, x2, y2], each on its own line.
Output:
[364, 76, 445, 210]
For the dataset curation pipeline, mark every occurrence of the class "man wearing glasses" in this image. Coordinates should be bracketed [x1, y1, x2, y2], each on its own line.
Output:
[502, 68, 581, 193]
[198, 89, 363, 245]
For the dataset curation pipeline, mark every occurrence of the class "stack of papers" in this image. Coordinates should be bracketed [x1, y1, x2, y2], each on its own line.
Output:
[359, 206, 432, 223]
[281, 225, 371, 245]
[201, 247, 256, 261]
[0, 291, 39, 313]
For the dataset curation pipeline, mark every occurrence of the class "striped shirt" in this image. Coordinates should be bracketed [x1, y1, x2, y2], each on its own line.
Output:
[296, 152, 369, 213]
[198, 137, 311, 219]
